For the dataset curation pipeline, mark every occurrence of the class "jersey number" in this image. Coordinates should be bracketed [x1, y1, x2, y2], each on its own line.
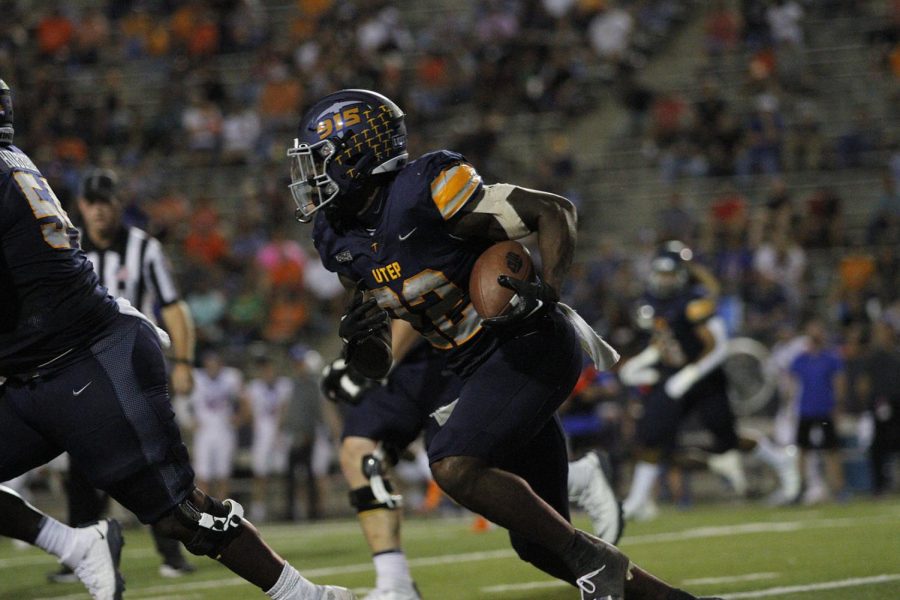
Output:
[14, 172, 77, 249]
[370, 269, 481, 349]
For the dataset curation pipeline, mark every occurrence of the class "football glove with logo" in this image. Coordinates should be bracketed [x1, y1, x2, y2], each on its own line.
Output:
[483, 275, 559, 328]
[338, 285, 392, 378]
[339, 288, 389, 345]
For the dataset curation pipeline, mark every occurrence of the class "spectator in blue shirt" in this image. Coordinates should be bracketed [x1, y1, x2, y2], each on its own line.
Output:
[790, 319, 847, 503]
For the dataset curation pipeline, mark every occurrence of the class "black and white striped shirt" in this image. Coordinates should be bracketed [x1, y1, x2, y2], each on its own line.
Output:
[80, 226, 180, 323]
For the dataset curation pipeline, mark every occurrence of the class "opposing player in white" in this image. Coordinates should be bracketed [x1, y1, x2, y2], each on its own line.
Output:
[190, 352, 244, 500]
[246, 355, 293, 522]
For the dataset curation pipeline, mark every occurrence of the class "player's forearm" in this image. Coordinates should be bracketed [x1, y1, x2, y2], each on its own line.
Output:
[534, 194, 577, 292]
[666, 317, 728, 399]
[161, 301, 196, 362]
[686, 317, 728, 376]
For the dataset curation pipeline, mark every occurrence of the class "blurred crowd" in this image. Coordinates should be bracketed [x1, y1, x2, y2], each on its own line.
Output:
[0, 0, 703, 356]
[1, 0, 898, 510]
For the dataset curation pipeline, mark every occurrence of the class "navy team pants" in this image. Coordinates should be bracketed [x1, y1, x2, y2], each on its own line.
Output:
[637, 369, 738, 456]
[428, 308, 583, 581]
[0, 314, 194, 524]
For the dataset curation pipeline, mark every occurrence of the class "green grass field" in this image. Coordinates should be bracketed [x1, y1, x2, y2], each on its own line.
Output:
[2, 499, 899, 599]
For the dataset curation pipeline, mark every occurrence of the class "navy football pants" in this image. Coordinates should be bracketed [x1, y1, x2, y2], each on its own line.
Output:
[0, 314, 194, 524]
[429, 309, 583, 581]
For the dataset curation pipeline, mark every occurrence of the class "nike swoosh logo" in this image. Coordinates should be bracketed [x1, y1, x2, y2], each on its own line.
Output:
[398, 227, 417, 241]
[73, 381, 92, 396]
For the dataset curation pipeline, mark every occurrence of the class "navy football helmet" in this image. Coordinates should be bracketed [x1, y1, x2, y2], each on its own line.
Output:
[0, 79, 13, 146]
[287, 89, 408, 223]
[648, 240, 693, 298]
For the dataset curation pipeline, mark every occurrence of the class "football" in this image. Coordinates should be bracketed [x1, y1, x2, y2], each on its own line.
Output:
[468, 240, 535, 319]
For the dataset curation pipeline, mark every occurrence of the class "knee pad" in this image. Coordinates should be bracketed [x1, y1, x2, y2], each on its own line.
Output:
[174, 492, 245, 559]
[349, 450, 402, 511]
[349, 483, 401, 512]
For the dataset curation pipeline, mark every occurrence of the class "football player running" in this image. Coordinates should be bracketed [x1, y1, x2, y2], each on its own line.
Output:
[288, 88, 720, 600]
[322, 319, 622, 600]
[0, 78, 353, 600]
[619, 242, 800, 520]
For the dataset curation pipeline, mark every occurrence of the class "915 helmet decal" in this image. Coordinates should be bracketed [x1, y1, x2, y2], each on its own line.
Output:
[287, 89, 408, 223]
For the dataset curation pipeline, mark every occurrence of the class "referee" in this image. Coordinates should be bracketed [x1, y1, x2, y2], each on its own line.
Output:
[49, 168, 197, 581]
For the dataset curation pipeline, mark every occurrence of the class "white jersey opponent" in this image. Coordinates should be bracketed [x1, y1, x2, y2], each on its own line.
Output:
[190, 366, 243, 481]
[246, 376, 293, 476]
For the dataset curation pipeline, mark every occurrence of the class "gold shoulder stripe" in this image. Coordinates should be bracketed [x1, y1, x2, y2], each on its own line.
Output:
[686, 298, 716, 323]
[431, 164, 482, 219]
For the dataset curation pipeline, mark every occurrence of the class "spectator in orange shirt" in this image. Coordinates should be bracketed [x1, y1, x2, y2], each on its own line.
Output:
[258, 64, 302, 129]
[705, 0, 739, 58]
[263, 289, 309, 344]
[188, 8, 221, 57]
[256, 226, 307, 291]
[37, 8, 74, 58]
[170, 2, 203, 50]
[838, 253, 875, 293]
[184, 197, 229, 266]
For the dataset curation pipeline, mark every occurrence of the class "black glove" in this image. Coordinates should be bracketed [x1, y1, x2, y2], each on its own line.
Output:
[339, 287, 389, 346]
[483, 275, 559, 328]
[320, 357, 382, 405]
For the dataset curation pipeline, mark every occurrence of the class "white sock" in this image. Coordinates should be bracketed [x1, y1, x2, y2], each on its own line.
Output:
[567, 457, 591, 498]
[752, 436, 783, 468]
[34, 517, 86, 567]
[373, 550, 414, 591]
[266, 562, 318, 600]
[622, 462, 660, 518]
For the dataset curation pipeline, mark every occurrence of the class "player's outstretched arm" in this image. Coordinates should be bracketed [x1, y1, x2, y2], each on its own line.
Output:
[665, 311, 729, 400]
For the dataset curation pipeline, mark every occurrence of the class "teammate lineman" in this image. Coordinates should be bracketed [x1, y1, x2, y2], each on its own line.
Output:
[45, 167, 197, 583]
[288, 88, 719, 600]
[0, 78, 353, 600]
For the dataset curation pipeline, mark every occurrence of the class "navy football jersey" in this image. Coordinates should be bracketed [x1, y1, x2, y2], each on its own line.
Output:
[642, 288, 718, 366]
[0, 145, 118, 376]
[314, 150, 496, 375]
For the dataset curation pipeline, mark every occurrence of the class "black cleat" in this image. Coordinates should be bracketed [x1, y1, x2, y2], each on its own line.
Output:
[571, 531, 631, 600]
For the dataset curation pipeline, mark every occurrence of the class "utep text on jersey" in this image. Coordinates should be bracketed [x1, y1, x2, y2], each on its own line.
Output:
[314, 150, 495, 376]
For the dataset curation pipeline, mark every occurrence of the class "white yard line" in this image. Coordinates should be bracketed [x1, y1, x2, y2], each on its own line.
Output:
[482, 580, 569, 593]
[622, 513, 899, 547]
[721, 573, 900, 598]
[27, 512, 900, 599]
[682, 572, 780, 586]
[33, 549, 520, 599]
[479, 573, 900, 598]
[0, 548, 156, 569]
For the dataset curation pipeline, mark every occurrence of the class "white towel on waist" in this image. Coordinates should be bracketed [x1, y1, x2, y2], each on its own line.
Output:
[115, 297, 172, 349]
[557, 302, 620, 370]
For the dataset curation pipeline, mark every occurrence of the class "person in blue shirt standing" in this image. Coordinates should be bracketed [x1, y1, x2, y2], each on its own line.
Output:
[790, 318, 847, 503]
